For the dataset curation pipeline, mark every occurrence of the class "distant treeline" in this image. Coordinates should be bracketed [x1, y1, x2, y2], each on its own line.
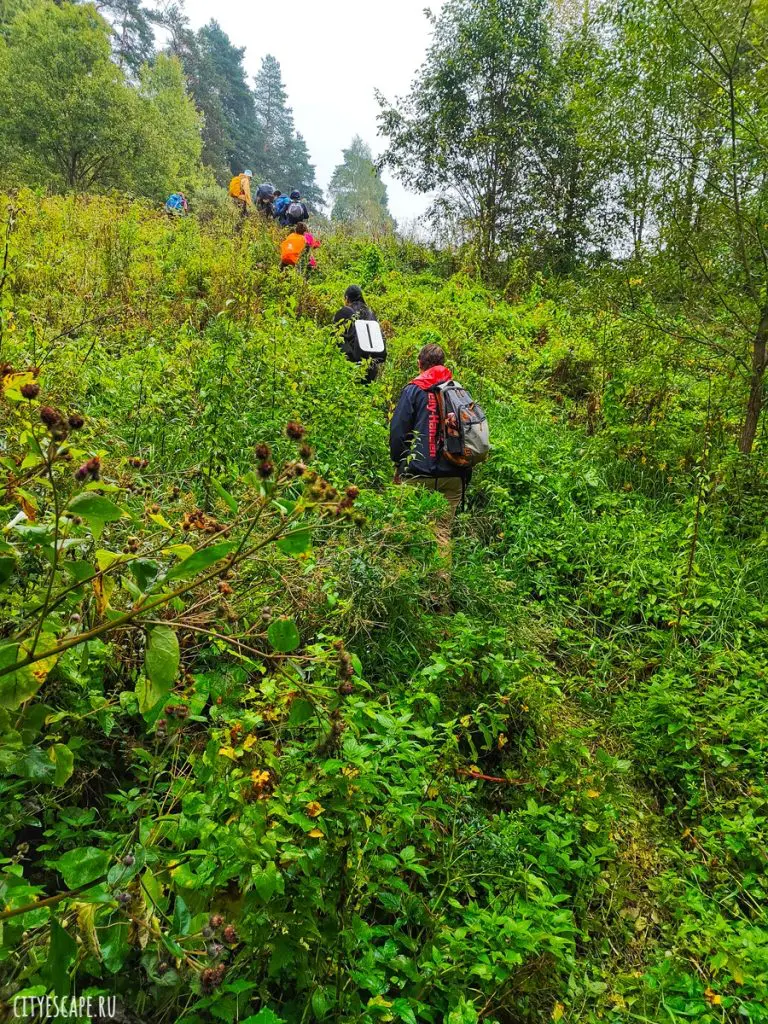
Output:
[0, 0, 322, 202]
[0, 0, 400, 228]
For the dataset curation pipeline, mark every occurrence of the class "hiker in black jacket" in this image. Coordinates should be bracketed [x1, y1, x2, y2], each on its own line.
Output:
[284, 190, 310, 226]
[389, 343, 468, 515]
[333, 285, 382, 384]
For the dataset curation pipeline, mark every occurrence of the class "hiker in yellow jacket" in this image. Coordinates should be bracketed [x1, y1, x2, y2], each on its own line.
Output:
[229, 169, 253, 217]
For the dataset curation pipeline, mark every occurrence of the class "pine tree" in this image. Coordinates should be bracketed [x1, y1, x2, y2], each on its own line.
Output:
[164, 6, 228, 177]
[199, 21, 258, 176]
[252, 53, 294, 184]
[252, 54, 322, 204]
[329, 137, 394, 233]
[182, 20, 258, 180]
[93, 0, 156, 75]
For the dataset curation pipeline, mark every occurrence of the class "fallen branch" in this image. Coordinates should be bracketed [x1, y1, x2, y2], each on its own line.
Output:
[456, 768, 528, 785]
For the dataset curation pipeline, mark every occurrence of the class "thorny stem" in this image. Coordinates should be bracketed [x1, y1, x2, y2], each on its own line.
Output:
[0, 204, 17, 356]
[0, 850, 198, 924]
[456, 768, 528, 785]
[0, 875, 109, 922]
[11, 535, 168, 641]
[39, 310, 119, 366]
[675, 376, 713, 630]
[30, 437, 61, 655]
[204, 337, 229, 510]
[0, 513, 300, 681]
[131, 373, 144, 450]
[9, 485, 279, 643]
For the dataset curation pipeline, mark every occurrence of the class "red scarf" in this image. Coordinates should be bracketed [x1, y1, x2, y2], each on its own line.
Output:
[410, 365, 452, 390]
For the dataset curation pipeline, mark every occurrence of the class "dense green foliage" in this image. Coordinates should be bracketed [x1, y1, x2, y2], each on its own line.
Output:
[1, 193, 767, 1023]
[0, 0, 767, 1020]
[380, 0, 768, 449]
[379, 0, 554, 263]
[0, 3, 202, 196]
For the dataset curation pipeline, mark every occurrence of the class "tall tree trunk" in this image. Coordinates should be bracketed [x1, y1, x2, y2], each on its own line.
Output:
[680, 131, 701, 236]
[558, 149, 581, 274]
[739, 306, 768, 455]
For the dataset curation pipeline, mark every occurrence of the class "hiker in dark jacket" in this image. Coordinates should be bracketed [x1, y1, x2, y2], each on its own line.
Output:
[283, 190, 310, 226]
[333, 285, 381, 384]
[389, 343, 468, 515]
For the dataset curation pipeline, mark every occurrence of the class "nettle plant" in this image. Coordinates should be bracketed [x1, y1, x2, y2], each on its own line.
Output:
[0, 366, 366, 999]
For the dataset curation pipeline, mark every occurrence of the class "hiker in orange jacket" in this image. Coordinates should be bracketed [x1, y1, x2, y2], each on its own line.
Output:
[280, 222, 308, 269]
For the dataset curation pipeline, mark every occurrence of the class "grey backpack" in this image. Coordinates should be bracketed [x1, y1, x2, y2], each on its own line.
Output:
[434, 380, 490, 468]
[286, 202, 305, 224]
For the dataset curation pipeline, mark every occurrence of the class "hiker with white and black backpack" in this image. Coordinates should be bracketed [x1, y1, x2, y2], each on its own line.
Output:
[333, 285, 387, 384]
[389, 343, 489, 516]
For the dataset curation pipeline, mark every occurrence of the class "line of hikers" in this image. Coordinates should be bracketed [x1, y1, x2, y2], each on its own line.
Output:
[227, 171, 320, 272]
[160, 184, 492, 584]
[167, 174, 311, 227]
[333, 284, 490, 533]
[228, 170, 311, 227]
[166, 174, 321, 270]
[161, 185, 491, 536]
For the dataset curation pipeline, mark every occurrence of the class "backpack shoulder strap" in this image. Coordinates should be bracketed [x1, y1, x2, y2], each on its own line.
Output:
[343, 309, 361, 334]
[339, 311, 361, 357]
[431, 382, 448, 429]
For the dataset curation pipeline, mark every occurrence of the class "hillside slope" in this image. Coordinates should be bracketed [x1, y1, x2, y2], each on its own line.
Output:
[1, 196, 767, 1024]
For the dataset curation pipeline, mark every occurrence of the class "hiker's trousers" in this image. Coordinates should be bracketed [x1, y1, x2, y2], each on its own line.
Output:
[404, 475, 463, 515]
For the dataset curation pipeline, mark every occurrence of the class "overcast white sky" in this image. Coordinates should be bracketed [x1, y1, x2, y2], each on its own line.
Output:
[182, 0, 443, 224]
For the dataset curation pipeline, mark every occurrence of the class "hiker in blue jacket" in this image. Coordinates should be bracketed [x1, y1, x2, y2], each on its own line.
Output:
[165, 192, 188, 216]
[273, 192, 291, 223]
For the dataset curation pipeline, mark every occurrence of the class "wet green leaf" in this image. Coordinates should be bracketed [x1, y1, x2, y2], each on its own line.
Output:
[49, 743, 74, 786]
[144, 625, 179, 695]
[267, 617, 300, 653]
[165, 541, 236, 582]
[276, 529, 312, 557]
[68, 493, 123, 540]
[55, 846, 109, 888]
